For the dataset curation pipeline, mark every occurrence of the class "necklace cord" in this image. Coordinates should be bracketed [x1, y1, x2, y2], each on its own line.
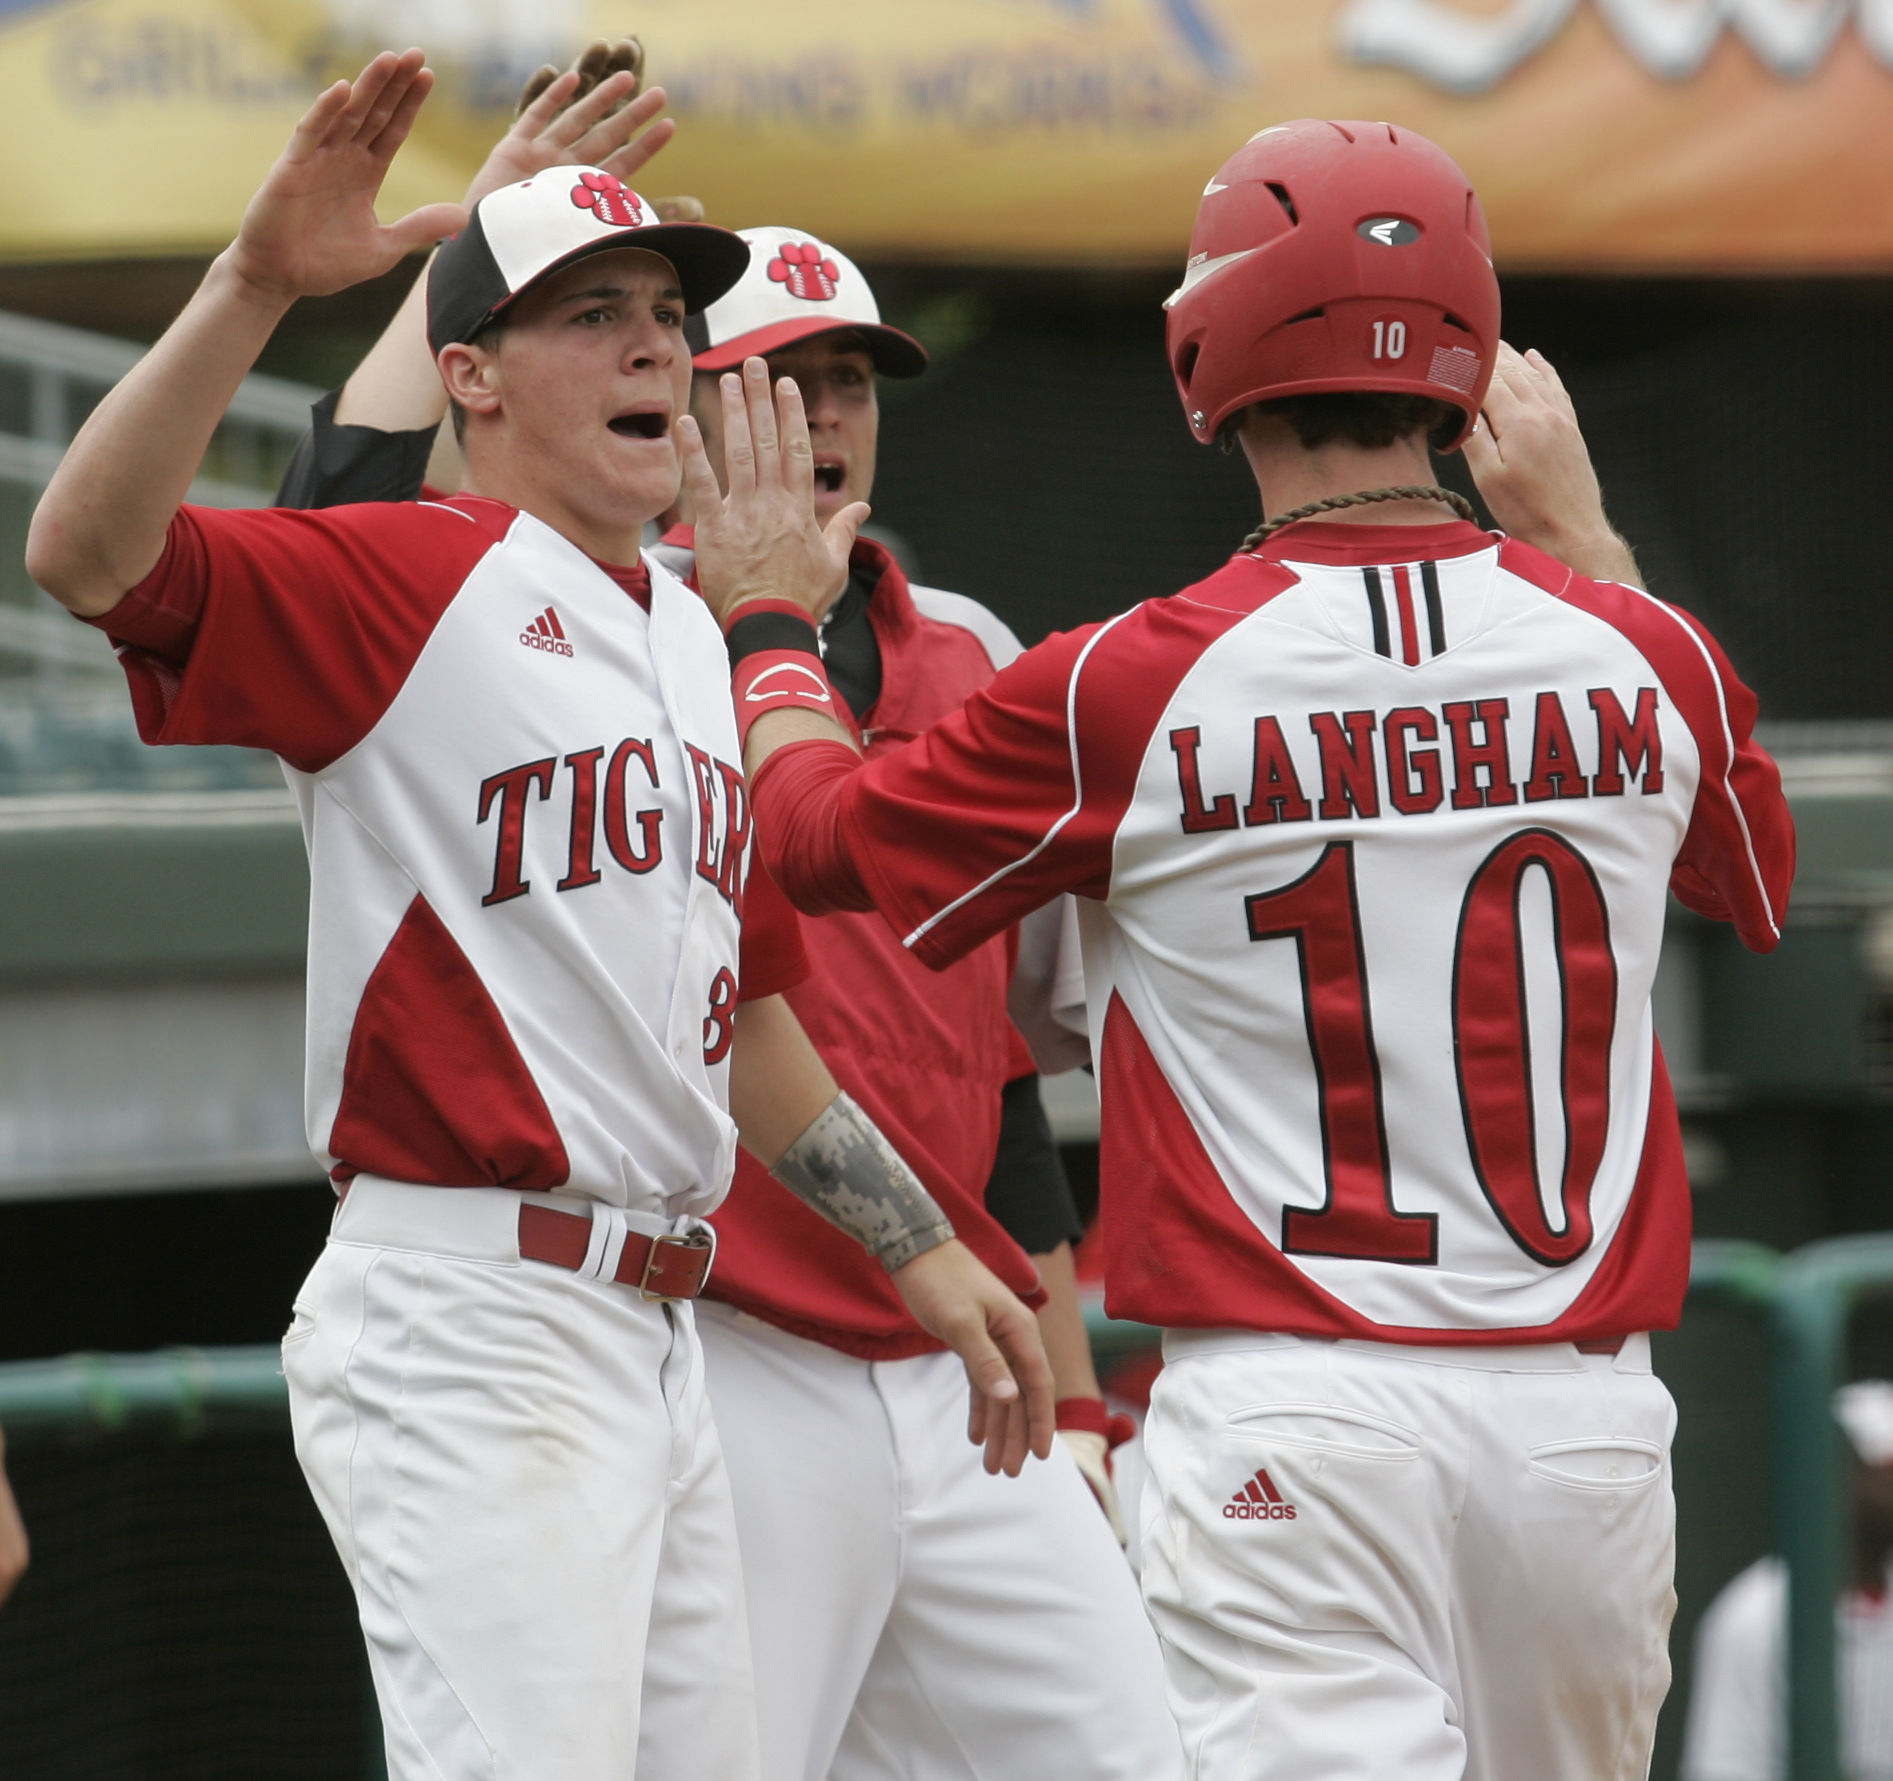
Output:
[1240, 486, 1476, 554]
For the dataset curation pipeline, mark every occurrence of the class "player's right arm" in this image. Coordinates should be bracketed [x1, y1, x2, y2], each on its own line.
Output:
[25, 52, 465, 618]
[1462, 342, 1645, 588]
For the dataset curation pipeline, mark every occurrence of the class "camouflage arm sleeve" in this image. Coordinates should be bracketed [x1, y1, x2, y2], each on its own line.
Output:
[770, 1092, 956, 1272]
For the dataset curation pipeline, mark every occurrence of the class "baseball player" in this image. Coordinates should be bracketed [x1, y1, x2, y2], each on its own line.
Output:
[24, 53, 1054, 1780]
[1684, 1383, 1893, 1781]
[274, 66, 1180, 1775]
[685, 118, 1796, 1781]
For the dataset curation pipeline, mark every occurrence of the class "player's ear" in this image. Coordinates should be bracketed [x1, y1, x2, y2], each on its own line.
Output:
[438, 343, 502, 419]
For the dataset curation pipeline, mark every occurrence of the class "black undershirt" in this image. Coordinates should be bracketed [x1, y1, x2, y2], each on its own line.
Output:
[818, 568, 883, 725]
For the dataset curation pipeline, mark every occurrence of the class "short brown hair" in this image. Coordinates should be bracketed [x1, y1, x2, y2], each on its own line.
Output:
[1238, 391, 1461, 454]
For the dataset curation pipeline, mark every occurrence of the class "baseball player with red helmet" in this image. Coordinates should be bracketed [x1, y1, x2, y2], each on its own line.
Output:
[689, 118, 1796, 1781]
[25, 53, 1053, 1780]
[279, 65, 1182, 1758]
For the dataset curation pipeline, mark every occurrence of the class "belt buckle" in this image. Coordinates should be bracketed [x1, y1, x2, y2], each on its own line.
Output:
[639, 1228, 709, 1302]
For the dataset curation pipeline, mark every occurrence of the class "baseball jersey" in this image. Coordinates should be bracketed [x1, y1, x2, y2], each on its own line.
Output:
[753, 520, 1795, 1341]
[92, 497, 776, 1218]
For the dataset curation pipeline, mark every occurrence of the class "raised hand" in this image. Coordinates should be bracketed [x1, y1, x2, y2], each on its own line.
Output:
[227, 50, 466, 306]
[517, 37, 644, 117]
[470, 46, 676, 211]
[681, 358, 871, 628]
[1462, 342, 1643, 588]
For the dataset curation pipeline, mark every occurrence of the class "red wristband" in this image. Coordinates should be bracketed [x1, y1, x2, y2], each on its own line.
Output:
[732, 648, 839, 748]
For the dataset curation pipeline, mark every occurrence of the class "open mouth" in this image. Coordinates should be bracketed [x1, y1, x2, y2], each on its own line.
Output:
[608, 411, 670, 440]
[814, 461, 845, 494]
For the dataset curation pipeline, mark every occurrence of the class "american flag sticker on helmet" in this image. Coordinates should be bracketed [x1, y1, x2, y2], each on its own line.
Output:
[1429, 345, 1483, 392]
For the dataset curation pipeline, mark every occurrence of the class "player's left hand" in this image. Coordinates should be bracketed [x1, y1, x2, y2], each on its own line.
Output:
[1462, 342, 1643, 588]
[888, 1240, 1057, 1476]
[682, 357, 871, 629]
[466, 46, 675, 212]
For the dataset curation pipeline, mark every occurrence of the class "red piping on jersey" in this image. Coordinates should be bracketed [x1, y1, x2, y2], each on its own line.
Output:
[1390, 563, 1421, 667]
[1621, 587, 1781, 944]
[1501, 536, 1790, 951]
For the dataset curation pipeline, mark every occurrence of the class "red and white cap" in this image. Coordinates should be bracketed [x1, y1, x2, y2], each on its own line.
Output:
[428, 166, 750, 354]
[684, 227, 927, 378]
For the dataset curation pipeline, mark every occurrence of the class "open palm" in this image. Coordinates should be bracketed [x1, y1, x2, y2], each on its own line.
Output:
[468, 60, 677, 211]
[229, 49, 467, 303]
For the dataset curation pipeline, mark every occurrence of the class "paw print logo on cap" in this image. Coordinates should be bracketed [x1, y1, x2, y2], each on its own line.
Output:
[767, 242, 841, 302]
[570, 171, 645, 228]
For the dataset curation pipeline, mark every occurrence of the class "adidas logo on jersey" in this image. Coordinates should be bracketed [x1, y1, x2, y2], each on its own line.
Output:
[520, 607, 574, 657]
[1224, 1468, 1296, 1521]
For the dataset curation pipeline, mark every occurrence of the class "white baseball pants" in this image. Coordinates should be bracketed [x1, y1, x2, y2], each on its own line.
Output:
[695, 1301, 1184, 1781]
[282, 1180, 759, 1781]
[1141, 1331, 1676, 1781]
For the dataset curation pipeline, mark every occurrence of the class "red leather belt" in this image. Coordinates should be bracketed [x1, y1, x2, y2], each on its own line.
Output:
[1574, 1336, 1627, 1356]
[517, 1203, 714, 1301]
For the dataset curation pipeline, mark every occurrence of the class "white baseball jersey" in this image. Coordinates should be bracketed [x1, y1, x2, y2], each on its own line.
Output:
[753, 520, 1795, 1341]
[94, 497, 756, 1217]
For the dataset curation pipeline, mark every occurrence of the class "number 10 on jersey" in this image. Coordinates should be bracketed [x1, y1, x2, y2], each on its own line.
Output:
[1246, 835, 1617, 1268]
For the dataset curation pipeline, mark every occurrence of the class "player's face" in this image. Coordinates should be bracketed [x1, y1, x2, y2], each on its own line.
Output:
[474, 247, 693, 539]
[688, 333, 878, 529]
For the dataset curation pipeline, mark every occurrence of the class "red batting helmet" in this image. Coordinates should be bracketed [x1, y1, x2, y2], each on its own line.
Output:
[1165, 120, 1498, 452]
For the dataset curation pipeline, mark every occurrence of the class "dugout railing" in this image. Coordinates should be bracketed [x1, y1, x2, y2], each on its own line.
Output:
[0, 308, 316, 689]
[0, 1234, 1876, 1781]
[0, 1343, 388, 1780]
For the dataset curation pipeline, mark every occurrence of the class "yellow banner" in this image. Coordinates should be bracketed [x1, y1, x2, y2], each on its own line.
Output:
[3, 0, 1891, 269]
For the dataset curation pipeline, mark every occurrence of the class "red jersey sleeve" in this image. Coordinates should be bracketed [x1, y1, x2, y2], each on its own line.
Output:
[86, 499, 508, 773]
[736, 855, 809, 1002]
[1662, 605, 1794, 952]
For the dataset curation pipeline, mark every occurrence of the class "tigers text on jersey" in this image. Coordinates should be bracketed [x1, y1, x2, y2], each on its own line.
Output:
[94, 497, 760, 1217]
[753, 521, 1795, 1341]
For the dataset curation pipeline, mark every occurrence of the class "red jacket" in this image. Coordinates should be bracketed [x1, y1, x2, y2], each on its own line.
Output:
[663, 526, 1046, 1357]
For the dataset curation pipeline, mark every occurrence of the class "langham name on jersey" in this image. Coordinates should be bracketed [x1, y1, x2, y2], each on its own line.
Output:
[1169, 684, 1664, 832]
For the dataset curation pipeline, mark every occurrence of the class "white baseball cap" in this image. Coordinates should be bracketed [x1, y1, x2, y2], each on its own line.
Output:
[428, 167, 751, 354]
[684, 227, 927, 378]
[1836, 1381, 1893, 1467]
